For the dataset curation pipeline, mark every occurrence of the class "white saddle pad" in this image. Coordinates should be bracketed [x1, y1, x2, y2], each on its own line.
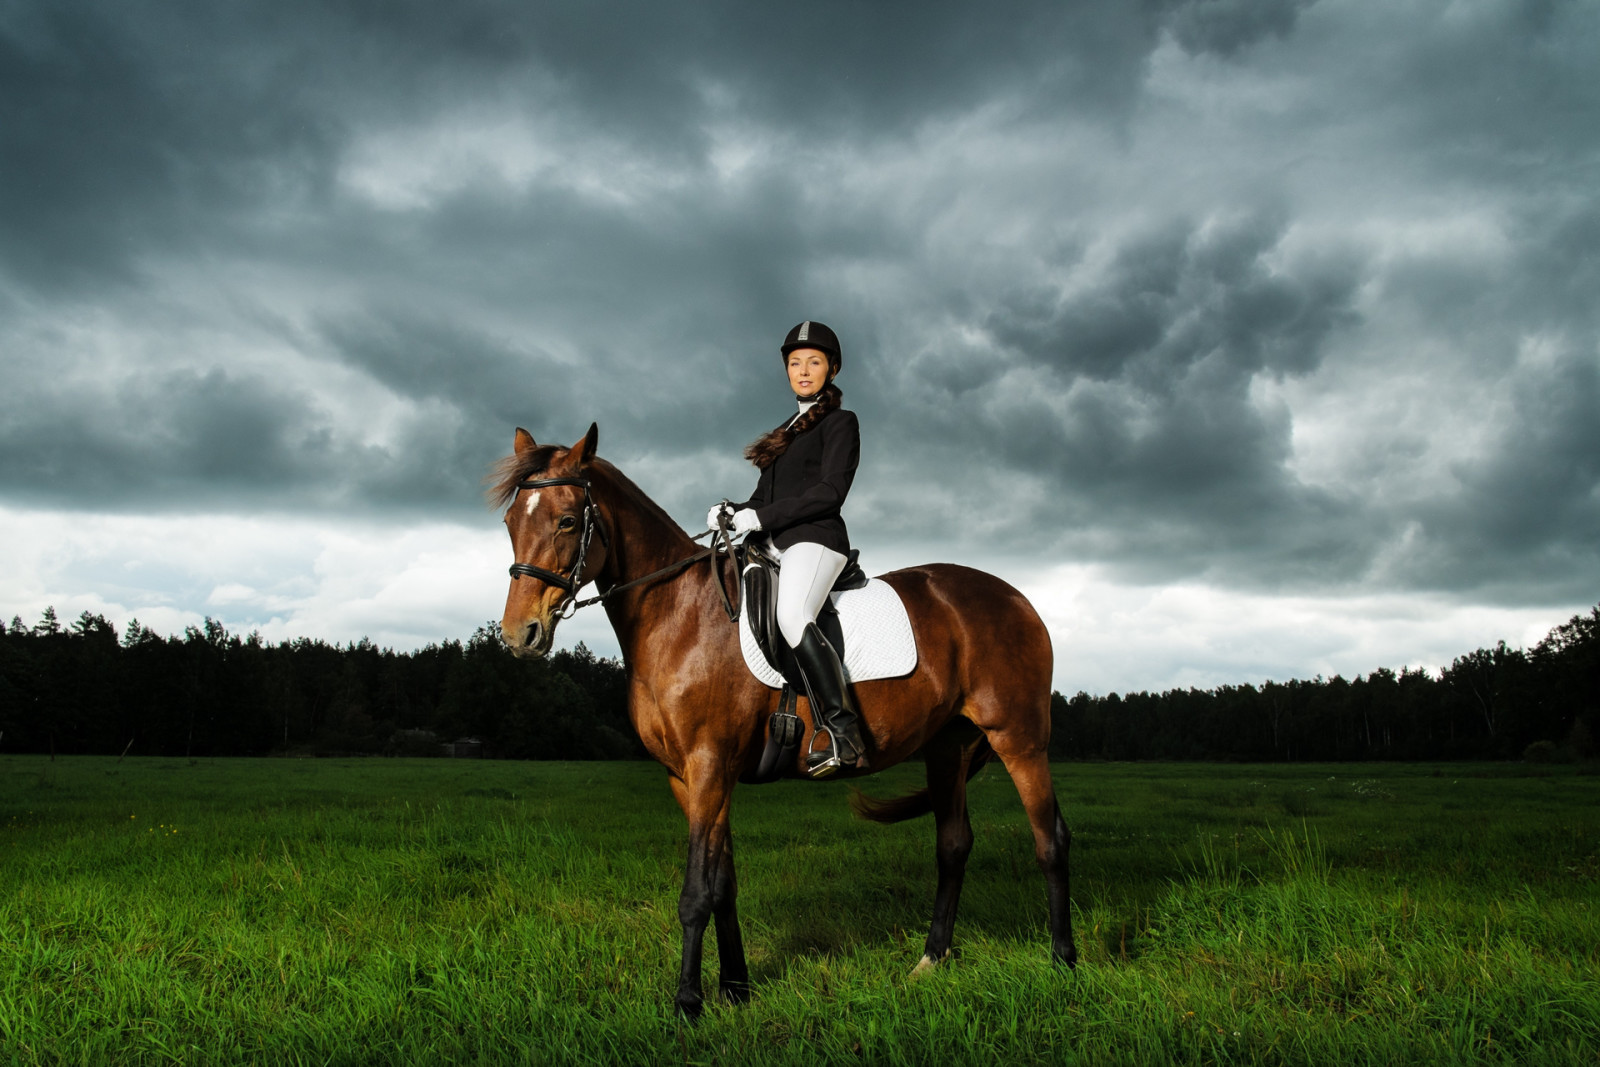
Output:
[739, 577, 918, 688]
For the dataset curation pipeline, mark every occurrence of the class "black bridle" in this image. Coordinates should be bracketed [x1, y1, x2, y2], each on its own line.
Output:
[507, 476, 738, 621]
[507, 476, 608, 603]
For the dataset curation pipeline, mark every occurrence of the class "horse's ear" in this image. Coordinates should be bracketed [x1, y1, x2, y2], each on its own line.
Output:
[568, 423, 599, 467]
[513, 427, 537, 453]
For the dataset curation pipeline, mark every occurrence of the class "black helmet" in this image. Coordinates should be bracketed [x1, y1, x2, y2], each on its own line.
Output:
[781, 320, 842, 374]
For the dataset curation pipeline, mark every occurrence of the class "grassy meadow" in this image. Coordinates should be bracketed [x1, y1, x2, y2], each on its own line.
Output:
[1, 755, 1596, 1065]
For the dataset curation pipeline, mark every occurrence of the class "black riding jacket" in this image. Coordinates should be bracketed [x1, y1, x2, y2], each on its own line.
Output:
[736, 407, 859, 554]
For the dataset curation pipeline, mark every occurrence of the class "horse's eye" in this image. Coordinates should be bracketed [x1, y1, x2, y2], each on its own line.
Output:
[558, 515, 577, 530]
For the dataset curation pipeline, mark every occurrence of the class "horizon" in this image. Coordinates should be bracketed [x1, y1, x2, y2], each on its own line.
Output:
[12, 599, 1593, 701]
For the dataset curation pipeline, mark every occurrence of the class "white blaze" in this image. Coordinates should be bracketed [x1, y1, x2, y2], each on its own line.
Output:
[523, 490, 541, 516]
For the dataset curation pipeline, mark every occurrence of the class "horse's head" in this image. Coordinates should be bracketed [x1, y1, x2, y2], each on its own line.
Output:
[490, 423, 609, 658]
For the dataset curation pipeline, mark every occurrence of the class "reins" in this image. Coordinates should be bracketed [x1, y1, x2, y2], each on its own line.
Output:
[568, 525, 739, 621]
[508, 476, 740, 622]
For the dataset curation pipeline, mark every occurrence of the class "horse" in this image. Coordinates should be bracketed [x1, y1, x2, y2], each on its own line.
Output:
[491, 423, 1074, 1018]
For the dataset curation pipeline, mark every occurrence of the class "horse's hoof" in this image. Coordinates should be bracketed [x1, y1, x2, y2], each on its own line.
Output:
[675, 994, 705, 1021]
[909, 950, 950, 979]
[1052, 942, 1078, 969]
[719, 980, 752, 1006]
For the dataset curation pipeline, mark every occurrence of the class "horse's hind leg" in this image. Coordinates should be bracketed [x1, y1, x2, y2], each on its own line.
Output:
[987, 738, 1076, 967]
[913, 727, 980, 974]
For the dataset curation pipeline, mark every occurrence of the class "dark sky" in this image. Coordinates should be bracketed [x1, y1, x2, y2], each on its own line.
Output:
[3, 0, 1596, 692]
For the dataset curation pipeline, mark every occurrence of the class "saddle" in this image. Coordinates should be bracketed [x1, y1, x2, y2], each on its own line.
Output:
[737, 540, 868, 784]
[742, 541, 868, 677]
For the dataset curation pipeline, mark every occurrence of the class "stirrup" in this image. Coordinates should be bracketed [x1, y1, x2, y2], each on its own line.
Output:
[805, 724, 864, 779]
[806, 725, 844, 779]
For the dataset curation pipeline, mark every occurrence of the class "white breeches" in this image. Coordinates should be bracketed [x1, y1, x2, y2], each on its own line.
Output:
[774, 541, 847, 648]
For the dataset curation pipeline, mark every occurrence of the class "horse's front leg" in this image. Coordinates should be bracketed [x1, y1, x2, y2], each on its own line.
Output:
[669, 765, 745, 1019]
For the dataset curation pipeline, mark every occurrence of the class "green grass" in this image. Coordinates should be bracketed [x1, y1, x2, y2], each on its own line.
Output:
[2, 757, 1597, 1065]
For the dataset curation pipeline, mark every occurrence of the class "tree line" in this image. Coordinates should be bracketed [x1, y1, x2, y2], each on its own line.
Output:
[1, 604, 1595, 762]
[1049, 606, 1598, 763]
[0, 609, 639, 760]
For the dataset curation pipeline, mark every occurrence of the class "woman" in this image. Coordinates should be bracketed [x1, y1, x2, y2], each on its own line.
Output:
[708, 320, 866, 777]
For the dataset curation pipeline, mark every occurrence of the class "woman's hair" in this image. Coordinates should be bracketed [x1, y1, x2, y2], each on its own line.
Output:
[744, 382, 842, 469]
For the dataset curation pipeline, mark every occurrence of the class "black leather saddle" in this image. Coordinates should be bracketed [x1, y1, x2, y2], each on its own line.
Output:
[741, 542, 867, 682]
[737, 541, 868, 785]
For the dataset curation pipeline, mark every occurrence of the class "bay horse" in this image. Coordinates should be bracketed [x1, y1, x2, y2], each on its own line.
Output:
[491, 424, 1074, 1017]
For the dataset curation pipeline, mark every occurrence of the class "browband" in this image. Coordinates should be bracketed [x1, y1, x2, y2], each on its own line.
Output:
[516, 477, 588, 490]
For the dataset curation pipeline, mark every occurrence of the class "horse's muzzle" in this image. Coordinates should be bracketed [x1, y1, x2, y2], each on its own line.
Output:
[504, 617, 554, 659]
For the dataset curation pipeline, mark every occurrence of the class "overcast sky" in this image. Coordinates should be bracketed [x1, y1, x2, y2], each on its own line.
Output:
[3, 0, 1596, 694]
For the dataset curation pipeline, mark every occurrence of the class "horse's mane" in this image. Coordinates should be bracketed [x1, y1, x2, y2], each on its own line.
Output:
[485, 444, 563, 509]
[485, 448, 689, 544]
[587, 457, 688, 539]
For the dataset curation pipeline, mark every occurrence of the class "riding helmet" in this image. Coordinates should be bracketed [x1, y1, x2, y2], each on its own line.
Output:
[781, 320, 842, 374]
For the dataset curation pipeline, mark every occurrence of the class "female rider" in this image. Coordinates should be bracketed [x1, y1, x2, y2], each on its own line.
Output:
[707, 321, 866, 777]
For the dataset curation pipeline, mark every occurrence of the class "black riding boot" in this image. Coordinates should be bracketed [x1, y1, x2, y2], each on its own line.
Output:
[793, 621, 868, 778]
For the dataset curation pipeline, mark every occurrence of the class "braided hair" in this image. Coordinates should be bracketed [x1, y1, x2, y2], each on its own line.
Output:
[743, 382, 842, 469]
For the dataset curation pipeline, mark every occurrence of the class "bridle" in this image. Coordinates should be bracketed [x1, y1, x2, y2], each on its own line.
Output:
[507, 475, 738, 621]
[507, 476, 609, 610]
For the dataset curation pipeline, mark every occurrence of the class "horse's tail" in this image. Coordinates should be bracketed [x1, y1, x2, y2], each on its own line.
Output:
[849, 739, 995, 823]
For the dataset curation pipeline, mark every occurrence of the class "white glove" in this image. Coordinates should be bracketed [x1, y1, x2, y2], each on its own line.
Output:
[731, 509, 762, 535]
[706, 503, 733, 530]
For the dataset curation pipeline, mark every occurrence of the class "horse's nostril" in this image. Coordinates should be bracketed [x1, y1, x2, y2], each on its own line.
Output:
[526, 621, 543, 648]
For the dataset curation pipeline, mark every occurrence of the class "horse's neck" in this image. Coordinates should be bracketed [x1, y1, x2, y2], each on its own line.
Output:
[590, 461, 702, 608]
[589, 462, 743, 760]
[587, 462, 710, 663]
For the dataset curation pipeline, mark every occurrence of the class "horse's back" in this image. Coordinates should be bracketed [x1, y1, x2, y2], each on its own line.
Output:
[879, 562, 1048, 633]
[877, 562, 1053, 707]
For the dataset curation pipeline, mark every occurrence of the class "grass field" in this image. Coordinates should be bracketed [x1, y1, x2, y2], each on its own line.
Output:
[1, 755, 1597, 1065]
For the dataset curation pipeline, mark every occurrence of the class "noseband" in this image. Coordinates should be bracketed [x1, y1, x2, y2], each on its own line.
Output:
[507, 476, 609, 611]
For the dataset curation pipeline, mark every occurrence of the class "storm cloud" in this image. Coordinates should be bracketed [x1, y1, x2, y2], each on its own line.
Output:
[2, 0, 1595, 690]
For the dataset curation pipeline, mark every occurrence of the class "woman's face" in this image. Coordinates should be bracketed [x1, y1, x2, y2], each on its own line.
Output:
[786, 348, 831, 398]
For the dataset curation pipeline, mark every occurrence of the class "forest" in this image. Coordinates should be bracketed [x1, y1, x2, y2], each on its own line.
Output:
[0, 604, 1595, 763]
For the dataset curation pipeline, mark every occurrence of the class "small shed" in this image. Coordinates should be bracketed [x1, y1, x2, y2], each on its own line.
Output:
[442, 737, 485, 759]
